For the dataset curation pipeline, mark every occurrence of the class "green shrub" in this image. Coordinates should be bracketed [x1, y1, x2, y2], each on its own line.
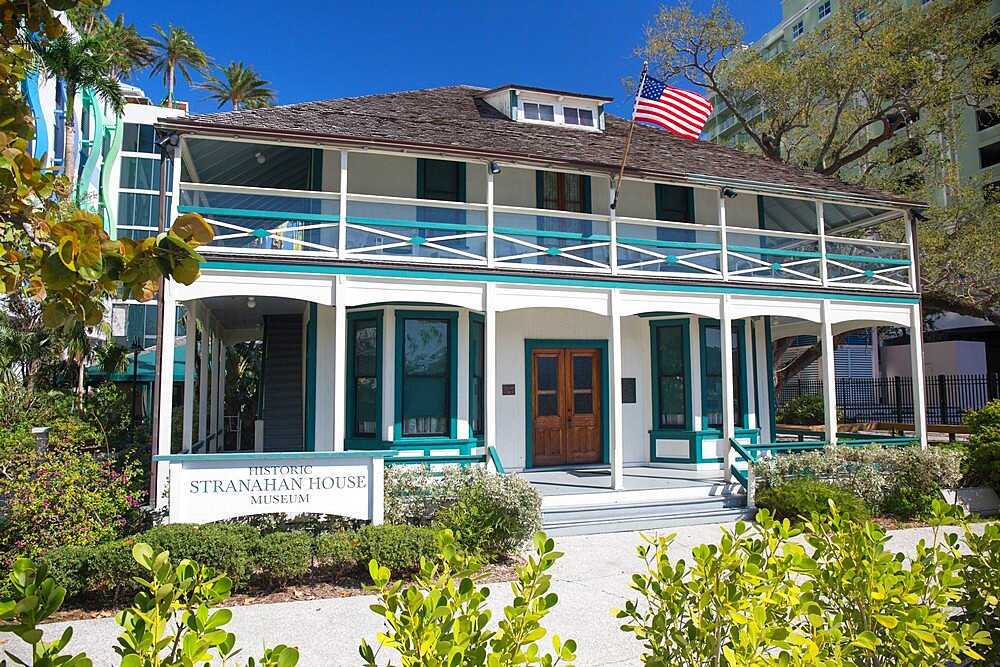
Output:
[384, 465, 541, 556]
[775, 393, 826, 425]
[255, 530, 313, 586]
[140, 523, 258, 590]
[86, 538, 143, 602]
[0, 445, 145, 569]
[39, 545, 90, 600]
[360, 530, 575, 666]
[616, 502, 992, 666]
[957, 521, 1000, 664]
[353, 524, 438, 577]
[755, 479, 869, 522]
[964, 399, 1000, 492]
[753, 443, 962, 517]
[435, 480, 537, 560]
[315, 531, 357, 574]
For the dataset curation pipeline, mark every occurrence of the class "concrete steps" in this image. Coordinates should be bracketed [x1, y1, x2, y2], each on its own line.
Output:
[541, 489, 751, 536]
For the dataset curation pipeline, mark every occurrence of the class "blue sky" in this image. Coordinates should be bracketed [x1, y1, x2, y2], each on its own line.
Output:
[108, 1, 782, 117]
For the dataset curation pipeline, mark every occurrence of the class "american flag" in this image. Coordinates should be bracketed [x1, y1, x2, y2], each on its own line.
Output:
[633, 75, 713, 140]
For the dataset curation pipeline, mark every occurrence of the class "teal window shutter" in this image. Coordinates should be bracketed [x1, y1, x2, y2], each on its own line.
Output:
[655, 184, 696, 243]
[347, 312, 383, 439]
[651, 321, 690, 430]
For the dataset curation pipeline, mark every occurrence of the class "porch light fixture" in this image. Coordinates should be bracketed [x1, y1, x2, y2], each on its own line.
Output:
[722, 188, 739, 199]
[246, 296, 256, 309]
[254, 151, 266, 164]
[909, 208, 928, 222]
[489, 161, 502, 174]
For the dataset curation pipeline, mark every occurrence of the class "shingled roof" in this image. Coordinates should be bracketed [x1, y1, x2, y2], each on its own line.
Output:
[163, 85, 918, 207]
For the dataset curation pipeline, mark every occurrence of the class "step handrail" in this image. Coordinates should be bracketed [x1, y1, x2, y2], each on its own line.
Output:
[487, 445, 506, 475]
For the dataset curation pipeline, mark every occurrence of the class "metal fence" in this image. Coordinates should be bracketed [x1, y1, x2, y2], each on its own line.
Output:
[776, 373, 1000, 425]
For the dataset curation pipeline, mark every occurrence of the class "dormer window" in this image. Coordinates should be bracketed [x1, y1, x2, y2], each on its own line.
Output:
[523, 102, 555, 122]
[564, 106, 594, 127]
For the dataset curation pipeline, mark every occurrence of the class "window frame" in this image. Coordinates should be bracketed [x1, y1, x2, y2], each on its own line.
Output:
[818, 0, 831, 20]
[792, 20, 804, 39]
[699, 319, 749, 431]
[650, 319, 692, 432]
[520, 98, 601, 130]
[394, 310, 459, 440]
[346, 310, 384, 442]
[469, 313, 485, 438]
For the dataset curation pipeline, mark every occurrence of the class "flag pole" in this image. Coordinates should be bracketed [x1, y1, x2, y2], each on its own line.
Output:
[611, 61, 648, 211]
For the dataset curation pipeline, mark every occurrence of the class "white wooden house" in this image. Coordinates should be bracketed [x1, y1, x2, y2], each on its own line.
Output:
[149, 84, 927, 531]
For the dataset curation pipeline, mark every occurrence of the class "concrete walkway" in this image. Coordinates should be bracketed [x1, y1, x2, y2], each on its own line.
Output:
[6, 522, 958, 666]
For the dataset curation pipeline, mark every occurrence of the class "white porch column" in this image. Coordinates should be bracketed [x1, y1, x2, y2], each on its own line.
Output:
[484, 283, 498, 463]
[609, 289, 625, 490]
[181, 308, 196, 452]
[209, 329, 220, 452]
[719, 193, 730, 281]
[910, 303, 928, 448]
[197, 317, 210, 445]
[753, 317, 773, 444]
[338, 151, 348, 257]
[486, 171, 496, 268]
[216, 342, 227, 451]
[333, 276, 348, 451]
[820, 300, 839, 445]
[314, 305, 337, 450]
[608, 185, 619, 275]
[154, 280, 177, 508]
[720, 295, 736, 481]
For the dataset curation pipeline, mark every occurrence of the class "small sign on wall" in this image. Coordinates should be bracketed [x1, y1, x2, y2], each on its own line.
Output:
[502, 384, 516, 396]
[622, 378, 637, 404]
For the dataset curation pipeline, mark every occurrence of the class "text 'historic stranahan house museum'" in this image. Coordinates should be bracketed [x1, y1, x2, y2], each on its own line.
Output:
[149, 84, 928, 532]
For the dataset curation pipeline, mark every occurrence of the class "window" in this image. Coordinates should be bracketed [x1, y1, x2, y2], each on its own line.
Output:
[563, 106, 595, 127]
[855, 9, 867, 20]
[702, 322, 746, 430]
[889, 139, 923, 165]
[117, 193, 170, 231]
[523, 102, 555, 122]
[121, 123, 158, 154]
[397, 314, 455, 437]
[120, 157, 172, 190]
[977, 109, 1000, 132]
[653, 323, 688, 430]
[349, 315, 381, 438]
[52, 80, 65, 166]
[818, 1, 831, 20]
[980, 140, 1000, 169]
[417, 159, 464, 202]
[792, 21, 804, 39]
[470, 317, 484, 437]
[655, 184, 696, 244]
[538, 172, 590, 213]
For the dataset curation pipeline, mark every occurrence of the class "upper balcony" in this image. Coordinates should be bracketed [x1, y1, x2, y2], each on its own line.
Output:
[173, 135, 916, 295]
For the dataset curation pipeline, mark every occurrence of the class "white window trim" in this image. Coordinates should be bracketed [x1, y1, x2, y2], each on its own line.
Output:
[518, 97, 602, 132]
[818, 1, 831, 21]
[792, 21, 804, 39]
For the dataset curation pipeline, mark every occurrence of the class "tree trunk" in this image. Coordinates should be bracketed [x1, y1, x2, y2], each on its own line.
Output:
[76, 354, 85, 411]
[167, 65, 175, 107]
[63, 83, 77, 182]
[774, 330, 858, 391]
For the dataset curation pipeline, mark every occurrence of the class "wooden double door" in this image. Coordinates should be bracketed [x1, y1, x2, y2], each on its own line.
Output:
[531, 348, 602, 467]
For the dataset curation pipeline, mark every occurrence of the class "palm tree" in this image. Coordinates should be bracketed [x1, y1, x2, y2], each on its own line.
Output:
[147, 24, 209, 108]
[34, 33, 126, 181]
[90, 15, 155, 79]
[196, 61, 276, 111]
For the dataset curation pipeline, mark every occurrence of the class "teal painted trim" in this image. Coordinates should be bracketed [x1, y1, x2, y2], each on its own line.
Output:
[523, 339, 610, 468]
[311, 148, 323, 192]
[757, 195, 766, 230]
[346, 310, 384, 442]
[582, 175, 592, 214]
[617, 236, 722, 251]
[348, 217, 485, 232]
[698, 319, 750, 430]
[764, 316, 777, 441]
[639, 312, 688, 319]
[305, 303, 317, 451]
[347, 438, 478, 451]
[100, 112, 123, 234]
[154, 450, 398, 462]
[649, 319, 693, 451]
[751, 319, 760, 433]
[202, 260, 923, 305]
[647, 427, 759, 464]
[494, 226, 610, 241]
[823, 253, 911, 266]
[731, 466, 748, 488]
[687, 187, 696, 223]
[76, 89, 104, 204]
[510, 90, 519, 120]
[394, 310, 459, 441]
[458, 162, 467, 203]
[24, 73, 48, 162]
[488, 445, 506, 474]
[728, 245, 822, 259]
[387, 454, 486, 466]
[535, 171, 544, 209]
[177, 205, 339, 223]
[469, 313, 485, 438]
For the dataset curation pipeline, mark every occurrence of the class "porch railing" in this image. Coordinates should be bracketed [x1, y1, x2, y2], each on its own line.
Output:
[177, 183, 914, 293]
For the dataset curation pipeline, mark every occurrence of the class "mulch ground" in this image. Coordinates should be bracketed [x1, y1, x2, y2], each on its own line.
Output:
[46, 557, 523, 624]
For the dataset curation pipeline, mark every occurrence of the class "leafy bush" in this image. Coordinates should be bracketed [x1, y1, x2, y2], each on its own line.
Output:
[315, 531, 356, 574]
[775, 393, 827, 425]
[964, 399, 1000, 491]
[755, 479, 869, 522]
[616, 502, 992, 666]
[957, 521, 1000, 664]
[359, 530, 576, 666]
[254, 530, 313, 586]
[753, 443, 962, 518]
[384, 465, 541, 556]
[0, 445, 144, 569]
[85, 538, 142, 602]
[436, 482, 537, 560]
[140, 523, 259, 590]
[1, 545, 299, 667]
[39, 544, 91, 600]
[353, 524, 438, 577]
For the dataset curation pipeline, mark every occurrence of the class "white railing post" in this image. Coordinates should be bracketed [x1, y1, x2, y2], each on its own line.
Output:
[484, 283, 497, 456]
[182, 308, 196, 452]
[904, 211, 919, 293]
[719, 193, 730, 282]
[720, 295, 736, 481]
[486, 171, 496, 268]
[198, 312, 210, 446]
[338, 150, 348, 258]
[333, 276, 348, 452]
[609, 288, 625, 490]
[817, 201, 829, 287]
[820, 300, 839, 445]
[910, 302, 928, 448]
[154, 280, 177, 507]
[609, 184, 619, 275]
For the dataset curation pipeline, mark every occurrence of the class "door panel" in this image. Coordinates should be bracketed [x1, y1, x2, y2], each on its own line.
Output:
[531, 348, 602, 467]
